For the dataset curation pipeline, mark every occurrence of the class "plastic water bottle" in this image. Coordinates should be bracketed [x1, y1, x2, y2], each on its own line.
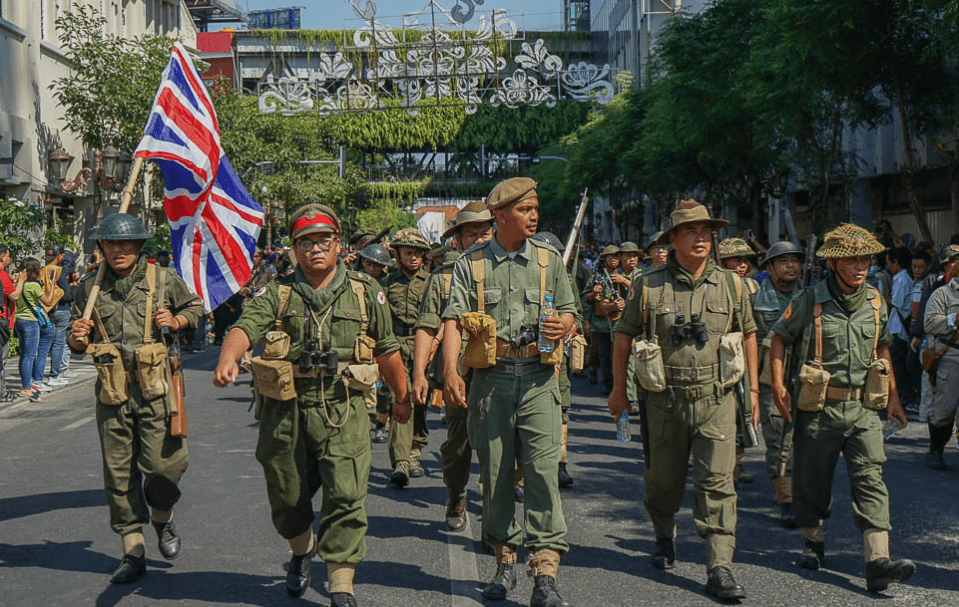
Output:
[883, 417, 903, 440]
[538, 295, 558, 353]
[616, 410, 631, 442]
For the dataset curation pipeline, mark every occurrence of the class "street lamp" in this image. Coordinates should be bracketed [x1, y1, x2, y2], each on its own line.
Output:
[48, 144, 130, 193]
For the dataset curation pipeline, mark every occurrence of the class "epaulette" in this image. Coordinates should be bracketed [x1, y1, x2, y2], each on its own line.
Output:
[528, 238, 560, 256]
[432, 261, 456, 274]
[461, 240, 491, 255]
[346, 269, 372, 284]
[643, 264, 668, 278]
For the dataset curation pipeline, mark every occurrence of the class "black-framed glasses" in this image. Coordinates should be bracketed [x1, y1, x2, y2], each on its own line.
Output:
[296, 236, 335, 251]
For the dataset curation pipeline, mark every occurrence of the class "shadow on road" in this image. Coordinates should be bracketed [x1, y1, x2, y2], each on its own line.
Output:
[0, 489, 104, 522]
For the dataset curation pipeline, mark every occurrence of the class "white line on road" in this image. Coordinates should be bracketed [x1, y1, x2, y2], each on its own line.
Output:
[225, 449, 256, 453]
[60, 415, 95, 431]
[447, 512, 483, 607]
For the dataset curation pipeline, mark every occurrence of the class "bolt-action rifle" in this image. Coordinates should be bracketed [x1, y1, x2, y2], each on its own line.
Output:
[776, 234, 818, 477]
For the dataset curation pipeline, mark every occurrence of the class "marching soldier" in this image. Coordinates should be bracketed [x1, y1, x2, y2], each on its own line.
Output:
[618, 242, 643, 415]
[922, 245, 959, 469]
[412, 201, 493, 530]
[68, 213, 204, 584]
[751, 241, 804, 527]
[608, 200, 759, 601]
[442, 178, 575, 607]
[719, 236, 761, 485]
[586, 244, 623, 394]
[381, 227, 433, 486]
[213, 204, 410, 606]
[358, 243, 394, 443]
[769, 224, 914, 593]
[646, 231, 669, 269]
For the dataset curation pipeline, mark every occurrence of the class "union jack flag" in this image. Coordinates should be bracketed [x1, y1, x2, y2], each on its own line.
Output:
[135, 41, 263, 313]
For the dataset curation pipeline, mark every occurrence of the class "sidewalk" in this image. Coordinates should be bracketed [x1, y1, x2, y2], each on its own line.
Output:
[2, 353, 98, 403]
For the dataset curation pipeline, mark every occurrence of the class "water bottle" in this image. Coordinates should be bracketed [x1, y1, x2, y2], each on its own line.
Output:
[882, 417, 903, 440]
[616, 410, 631, 442]
[538, 295, 558, 353]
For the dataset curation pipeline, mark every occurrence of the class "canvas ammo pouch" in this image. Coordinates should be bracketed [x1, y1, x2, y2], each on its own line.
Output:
[863, 293, 889, 410]
[632, 282, 667, 392]
[719, 332, 746, 389]
[88, 342, 128, 405]
[461, 249, 497, 369]
[344, 363, 379, 410]
[133, 265, 170, 401]
[569, 334, 587, 372]
[796, 304, 831, 412]
[253, 285, 296, 402]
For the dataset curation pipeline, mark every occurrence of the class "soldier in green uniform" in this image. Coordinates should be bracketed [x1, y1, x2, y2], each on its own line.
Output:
[586, 245, 624, 394]
[769, 224, 914, 594]
[618, 242, 643, 415]
[68, 213, 204, 584]
[381, 227, 432, 486]
[344, 227, 376, 267]
[213, 204, 410, 606]
[358, 243, 393, 443]
[751, 241, 804, 527]
[412, 201, 493, 531]
[646, 231, 669, 269]
[608, 200, 760, 601]
[442, 178, 575, 607]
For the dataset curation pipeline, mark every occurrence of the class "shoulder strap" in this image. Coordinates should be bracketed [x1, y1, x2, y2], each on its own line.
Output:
[813, 303, 823, 363]
[537, 245, 549, 304]
[93, 307, 110, 344]
[275, 284, 293, 330]
[723, 270, 743, 332]
[470, 248, 485, 312]
[143, 263, 157, 344]
[868, 288, 882, 360]
[442, 269, 453, 297]
[348, 277, 369, 333]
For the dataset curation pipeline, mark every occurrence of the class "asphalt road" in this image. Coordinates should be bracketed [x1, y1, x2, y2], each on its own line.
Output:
[1, 350, 957, 606]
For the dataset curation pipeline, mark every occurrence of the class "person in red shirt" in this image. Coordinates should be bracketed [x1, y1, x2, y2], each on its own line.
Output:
[0, 245, 15, 401]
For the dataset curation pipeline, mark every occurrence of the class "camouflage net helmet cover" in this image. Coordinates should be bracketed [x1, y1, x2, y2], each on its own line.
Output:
[816, 223, 885, 259]
[718, 237, 753, 259]
[391, 227, 431, 250]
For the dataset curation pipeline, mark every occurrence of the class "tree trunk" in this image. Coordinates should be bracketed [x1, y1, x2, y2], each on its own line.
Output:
[950, 157, 959, 234]
[890, 64, 934, 243]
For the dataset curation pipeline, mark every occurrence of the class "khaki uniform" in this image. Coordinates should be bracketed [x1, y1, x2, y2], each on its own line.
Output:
[442, 237, 575, 552]
[381, 266, 431, 468]
[616, 256, 757, 570]
[923, 282, 959, 428]
[771, 282, 893, 533]
[231, 262, 399, 562]
[70, 260, 204, 536]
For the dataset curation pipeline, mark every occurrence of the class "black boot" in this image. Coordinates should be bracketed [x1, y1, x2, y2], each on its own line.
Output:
[926, 423, 952, 470]
[780, 503, 797, 529]
[651, 538, 675, 570]
[481, 564, 516, 601]
[152, 519, 181, 560]
[331, 592, 359, 607]
[866, 557, 916, 593]
[798, 539, 825, 570]
[558, 463, 574, 487]
[529, 575, 571, 607]
[285, 541, 315, 597]
[705, 566, 746, 600]
[110, 553, 146, 584]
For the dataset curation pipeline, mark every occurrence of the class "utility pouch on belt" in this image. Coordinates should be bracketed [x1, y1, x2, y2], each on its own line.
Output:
[254, 284, 296, 402]
[758, 338, 773, 386]
[536, 247, 564, 366]
[863, 293, 889, 410]
[632, 282, 667, 392]
[344, 363, 379, 410]
[569, 334, 587, 372]
[135, 343, 170, 401]
[462, 249, 497, 369]
[719, 332, 746, 389]
[796, 304, 830, 412]
[88, 342, 128, 405]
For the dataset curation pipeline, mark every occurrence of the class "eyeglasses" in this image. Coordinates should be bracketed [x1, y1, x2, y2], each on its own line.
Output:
[296, 236, 336, 251]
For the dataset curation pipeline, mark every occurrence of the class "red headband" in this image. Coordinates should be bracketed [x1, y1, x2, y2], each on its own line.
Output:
[292, 213, 338, 235]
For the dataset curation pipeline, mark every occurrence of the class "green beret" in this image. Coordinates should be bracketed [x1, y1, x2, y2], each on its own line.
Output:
[486, 177, 538, 211]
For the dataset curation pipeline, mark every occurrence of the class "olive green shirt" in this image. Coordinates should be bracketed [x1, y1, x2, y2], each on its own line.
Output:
[616, 260, 757, 375]
[442, 237, 576, 345]
[752, 277, 800, 345]
[70, 259, 205, 369]
[232, 260, 399, 401]
[771, 280, 891, 389]
[381, 265, 431, 366]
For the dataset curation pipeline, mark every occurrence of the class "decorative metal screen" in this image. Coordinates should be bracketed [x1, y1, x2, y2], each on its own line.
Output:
[257, 0, 617, 116]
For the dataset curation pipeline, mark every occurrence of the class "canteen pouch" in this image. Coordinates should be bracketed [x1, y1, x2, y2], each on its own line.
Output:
[344, 363, 379, 411]
[460, 312, 496, 369]
[632, 336, 667, 393]
[569, 335, 587, 372]
[251, 356, 297, 402]
[797, 363, 831, 412]
[134, 342, 170, 401]
[262, 330, 291, 360]
[87, 342, 128, 405]
[354, 334, 376, 364]
[719, 332, 746, 389]
[864, 358, 891, 410]
[540, 342, 563, 366]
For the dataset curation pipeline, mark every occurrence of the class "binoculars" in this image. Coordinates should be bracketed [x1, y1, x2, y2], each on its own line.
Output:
[671, 313, 708, 346]
[93, 353, 116, 365]
[300, 341, 339, 375]
[510, 325, 538, 351]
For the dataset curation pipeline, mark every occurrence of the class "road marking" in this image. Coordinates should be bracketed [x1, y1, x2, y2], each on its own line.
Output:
[225, 449, 256, 453]
[447, 511, 483, 607]
[60, 415, 95, 431]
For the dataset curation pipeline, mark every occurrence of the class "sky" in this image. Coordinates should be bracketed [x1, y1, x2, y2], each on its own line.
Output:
[232, 0, 569, 32]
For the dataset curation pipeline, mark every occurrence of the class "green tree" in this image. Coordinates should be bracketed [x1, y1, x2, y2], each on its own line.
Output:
[0, 197, 48, 260]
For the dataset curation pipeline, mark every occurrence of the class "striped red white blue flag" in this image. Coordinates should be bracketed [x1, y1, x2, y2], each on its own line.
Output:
[135, 41, 263, 313]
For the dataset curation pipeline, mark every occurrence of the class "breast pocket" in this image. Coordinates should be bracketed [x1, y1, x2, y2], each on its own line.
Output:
[705, 301, 731, 335]
[480, 287, 502, 310]
[525, 288, 541, 325]
[858, 316, 878, 364]
[331, 308, 362, 351]
[281, 304, 305, 349]
[96, 303, 122, 340]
